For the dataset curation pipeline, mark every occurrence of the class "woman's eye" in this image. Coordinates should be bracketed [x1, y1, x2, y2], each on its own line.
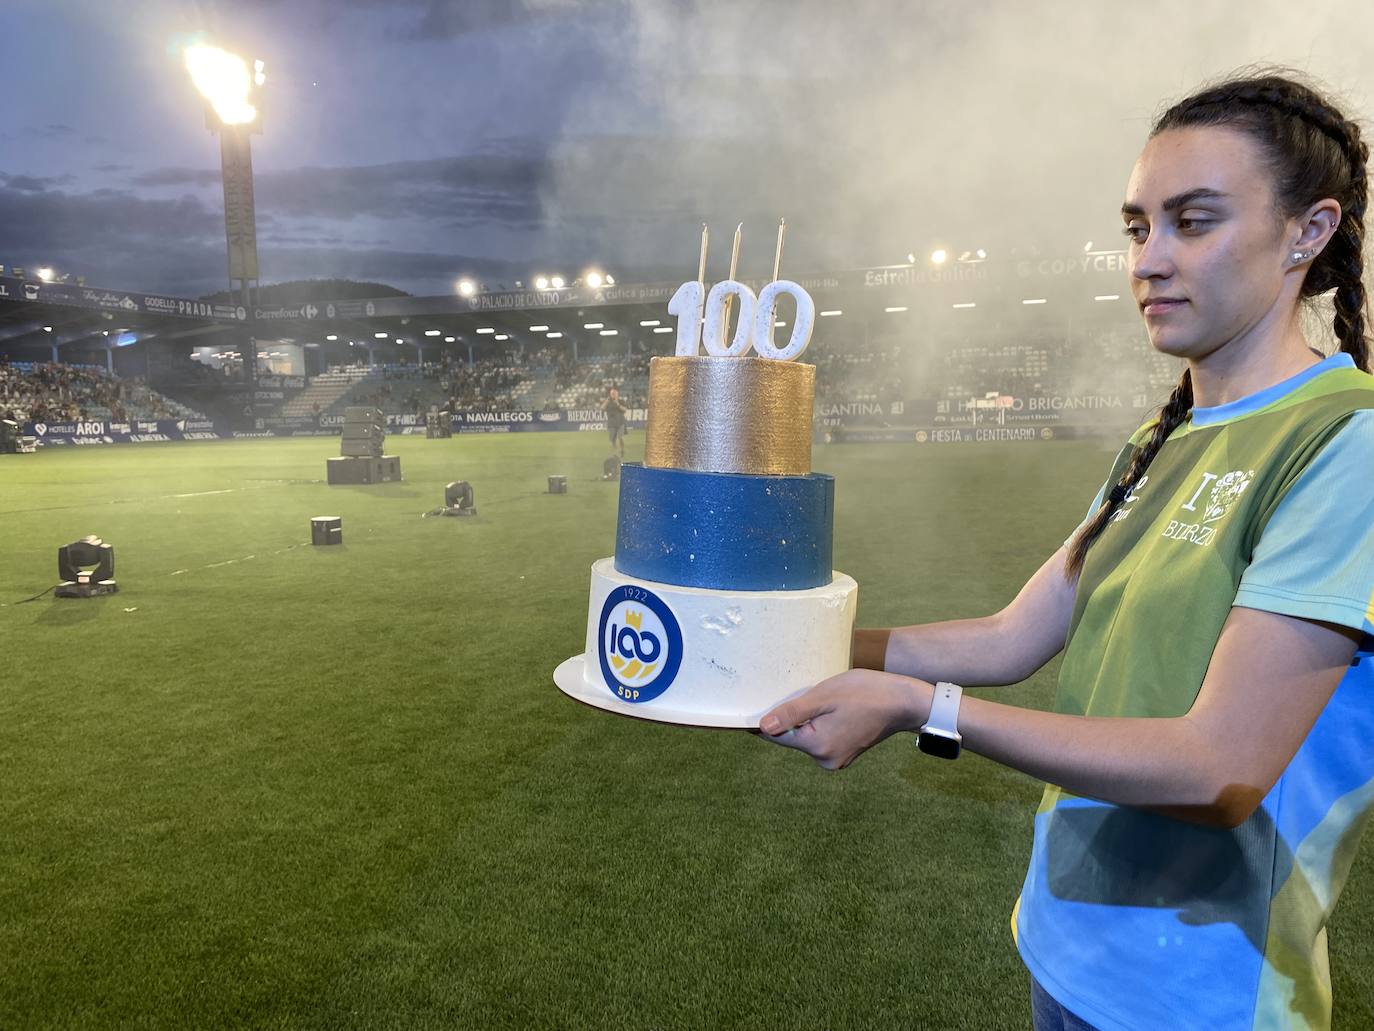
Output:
[1178, 217, 1211, 233]
[1122, 225, 1147, 242]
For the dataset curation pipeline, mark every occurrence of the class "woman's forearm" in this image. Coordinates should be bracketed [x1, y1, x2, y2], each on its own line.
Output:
[889, 678, 1240, 827]
[856, 613, 1045, 687]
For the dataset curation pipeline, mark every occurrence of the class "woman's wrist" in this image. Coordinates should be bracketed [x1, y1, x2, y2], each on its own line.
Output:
[852, 627, 892, 671]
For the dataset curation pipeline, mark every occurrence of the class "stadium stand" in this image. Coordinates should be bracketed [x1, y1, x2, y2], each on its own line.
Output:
[0, 360, 206, 424]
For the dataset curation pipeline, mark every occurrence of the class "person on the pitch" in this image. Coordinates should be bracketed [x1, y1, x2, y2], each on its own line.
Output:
[601, 385, 628, 458]
[761, 70, 1374, 1031]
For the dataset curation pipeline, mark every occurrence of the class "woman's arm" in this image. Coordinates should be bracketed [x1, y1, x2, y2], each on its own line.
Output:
[853, 545, 1079, 685]
[762, 606, 1361, 828]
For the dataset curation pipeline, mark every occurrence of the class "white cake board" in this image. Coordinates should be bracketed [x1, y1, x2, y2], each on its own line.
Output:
[554, 654, 768, 729]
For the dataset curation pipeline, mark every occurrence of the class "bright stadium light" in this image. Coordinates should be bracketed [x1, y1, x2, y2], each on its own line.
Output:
[931, 249, 948, 265]
[425, 329, 441, 336]
[529, 325, 549, 332]
[456, 278, 476, 297]
[550, 275, 565, 289]
[952, 302, 977, 309]
[36, 267, 55, 282]
[584, 322, 604, 329]
[534, 276, 550, 290]
[819, 309, 842, 317]
[477, 327, 495, 334]
[444, 336, 455, 342]
[1094, 294, 1121, 302]
[495, 334, 509, 341]
[325, 334, 338, 340]
[907, 253, 916, 264]
[639, 320, 660, 327]
[374, 331, 388, 338]
[1084, 241, 1094, 252]
[976, 248, 987, 259]
[599, 329, 618, 336]
[185, 45, 259, 126]
[43, 326, 53, 332]
[885, 306, 908, 313]
[653, 327, 673, 334]
[605, 274, 615, 285]
[547, 332, 563, 339]
[585, 270, 604, 288]
[1022, 298, 1048, 305]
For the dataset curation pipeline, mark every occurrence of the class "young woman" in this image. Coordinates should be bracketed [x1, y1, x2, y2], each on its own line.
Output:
[760, 71, 1374, 1031]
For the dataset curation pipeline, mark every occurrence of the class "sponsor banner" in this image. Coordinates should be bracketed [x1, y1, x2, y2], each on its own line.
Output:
[0, 275, 245, 321]
[22, 419, 231, 444]
[256, 375, 306, 390]
[820, 425, 1100, 444]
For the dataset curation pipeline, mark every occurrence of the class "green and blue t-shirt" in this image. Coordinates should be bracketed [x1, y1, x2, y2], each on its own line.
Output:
[1012, 353, 1374, 1031]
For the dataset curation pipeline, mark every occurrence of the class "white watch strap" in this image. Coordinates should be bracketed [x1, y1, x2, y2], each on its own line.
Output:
[924, 681, 963, 735]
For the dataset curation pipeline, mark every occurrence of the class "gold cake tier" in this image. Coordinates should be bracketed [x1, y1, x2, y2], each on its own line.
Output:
[643, 355, 815, 476]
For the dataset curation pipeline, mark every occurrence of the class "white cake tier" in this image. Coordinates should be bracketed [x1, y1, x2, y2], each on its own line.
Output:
[554, 557, 858, 728]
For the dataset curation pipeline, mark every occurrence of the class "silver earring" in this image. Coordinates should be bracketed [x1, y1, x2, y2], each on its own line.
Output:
[1292, 250, 1313, 263]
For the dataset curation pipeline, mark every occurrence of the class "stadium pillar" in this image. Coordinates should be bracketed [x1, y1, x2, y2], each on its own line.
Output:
[365, 345, 377, 367]
[467, 343, 474, 366]
[105, 343, 114, 374]
[417, 344, 425, 366]
[51, 343, 59, 362]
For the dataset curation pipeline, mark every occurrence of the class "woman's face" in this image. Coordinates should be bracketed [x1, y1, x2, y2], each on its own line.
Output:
[1122, 125, 1291, 361]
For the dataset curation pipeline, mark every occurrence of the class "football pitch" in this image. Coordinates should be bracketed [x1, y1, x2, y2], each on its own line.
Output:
[2, 434, 1371, 1029]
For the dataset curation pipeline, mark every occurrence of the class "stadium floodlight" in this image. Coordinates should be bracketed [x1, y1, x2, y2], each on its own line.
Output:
[931, 249, 948, 265]
[1022, 298, 1048, 305]
[325, 334, 337, 340]
[584, 322, 604, 329]
[456, 278, 476, 297]
[43, 326, 52, 332]
[605, 274, 615, 285]
[534, 276, 550, 290]
[585, 271, 604, 288]
[477, 327, 495, 334]
[495, 334, 509, 341]
[529, 325, 549, 332]
[819, 310, 842, 317]
[425, 329, 441, 336]
[976, 248, 987, 259]
[1094, 294, 1121, 302]
[884, 306, 908, 313]
[550, 276, 565, 289]
[1084, 241, 1094, 252]
[444, 336, 455, 342]
[36, 267, 55, 282]
[952, 302, 977, 309]
[639, 320, 660, 327]
[775, 321, 787, 327]
[374, 332, 388, 338]
[652, 327, 673, 334]
[599, 329, 618, 336]
[907, 253, 916, 264]
[185, 45, 259, 126]
[547, 332, 563, 339]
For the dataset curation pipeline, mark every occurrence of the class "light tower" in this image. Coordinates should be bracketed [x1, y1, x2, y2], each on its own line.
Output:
[185, 43, 266, 412]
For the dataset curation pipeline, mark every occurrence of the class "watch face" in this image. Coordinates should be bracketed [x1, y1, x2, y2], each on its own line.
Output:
[918, 731, 961, 760]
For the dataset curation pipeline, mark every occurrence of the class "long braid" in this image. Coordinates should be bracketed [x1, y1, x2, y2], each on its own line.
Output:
[1064, 371, 1193, 580]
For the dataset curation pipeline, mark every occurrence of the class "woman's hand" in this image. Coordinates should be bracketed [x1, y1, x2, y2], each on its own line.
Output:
[757, 669, 933, 770]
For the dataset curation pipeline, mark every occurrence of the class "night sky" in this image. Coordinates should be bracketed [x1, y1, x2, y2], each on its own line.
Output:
[1, 0, 1370, 299]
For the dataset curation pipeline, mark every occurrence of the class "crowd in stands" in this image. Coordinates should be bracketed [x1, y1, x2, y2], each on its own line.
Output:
[0, 361, 206, 425]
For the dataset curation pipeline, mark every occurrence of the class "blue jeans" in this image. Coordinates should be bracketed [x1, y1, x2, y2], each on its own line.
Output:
[1031, 975, 1101, 1031]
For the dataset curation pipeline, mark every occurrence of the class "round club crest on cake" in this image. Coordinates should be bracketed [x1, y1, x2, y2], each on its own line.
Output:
[553, 222, 858, 728]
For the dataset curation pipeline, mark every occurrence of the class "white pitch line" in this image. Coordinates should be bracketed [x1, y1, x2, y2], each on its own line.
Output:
[174, 489, 235, 498]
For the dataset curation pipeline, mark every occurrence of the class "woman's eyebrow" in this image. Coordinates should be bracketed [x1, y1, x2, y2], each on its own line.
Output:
[1121, 187, 1232, 217]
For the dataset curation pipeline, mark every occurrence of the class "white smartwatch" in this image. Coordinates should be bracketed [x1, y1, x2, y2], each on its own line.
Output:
[917, 681, 963, 760]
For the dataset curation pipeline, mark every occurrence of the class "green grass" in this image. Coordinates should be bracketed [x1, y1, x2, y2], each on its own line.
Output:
[1, 434, 1370, 1029]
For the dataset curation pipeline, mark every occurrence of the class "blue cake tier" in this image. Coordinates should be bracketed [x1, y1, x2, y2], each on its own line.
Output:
[614, 462, 834, 591]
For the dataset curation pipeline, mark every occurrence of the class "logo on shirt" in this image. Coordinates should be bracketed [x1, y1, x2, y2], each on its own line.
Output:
[1161, 469, 1255, 547]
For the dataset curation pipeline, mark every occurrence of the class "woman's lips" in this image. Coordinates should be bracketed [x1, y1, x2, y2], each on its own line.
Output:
[1142, 299, 1186, 316]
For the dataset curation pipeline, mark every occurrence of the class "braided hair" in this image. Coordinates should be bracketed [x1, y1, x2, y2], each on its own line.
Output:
[1065, 69, 1371, 580]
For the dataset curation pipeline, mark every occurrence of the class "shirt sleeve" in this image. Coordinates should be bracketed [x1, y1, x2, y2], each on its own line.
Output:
[1234, 409, 1374, 637]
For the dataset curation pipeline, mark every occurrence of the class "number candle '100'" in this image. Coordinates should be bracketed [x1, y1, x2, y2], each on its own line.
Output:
[666, 279, 816, 362]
